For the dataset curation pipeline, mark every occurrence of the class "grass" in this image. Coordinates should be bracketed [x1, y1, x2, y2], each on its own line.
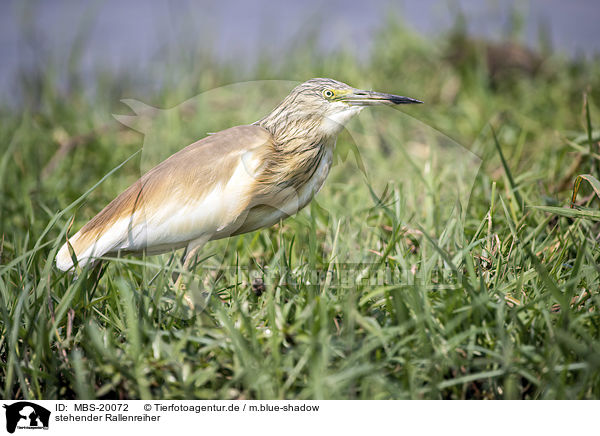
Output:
[1, 16, 600, 399]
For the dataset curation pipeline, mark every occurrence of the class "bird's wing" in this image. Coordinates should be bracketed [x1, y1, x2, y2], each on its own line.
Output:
[56, 124, 274, 270]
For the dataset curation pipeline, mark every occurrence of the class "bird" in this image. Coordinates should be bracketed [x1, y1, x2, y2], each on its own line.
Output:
[56, 78, 422, 291]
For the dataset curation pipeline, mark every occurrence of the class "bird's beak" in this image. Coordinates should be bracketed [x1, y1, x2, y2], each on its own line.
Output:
[341, 89, 423, 106]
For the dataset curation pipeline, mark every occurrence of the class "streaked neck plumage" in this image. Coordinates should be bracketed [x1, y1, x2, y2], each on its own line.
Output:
[257, 95, 362, 148]
[255, 106, 359, 195]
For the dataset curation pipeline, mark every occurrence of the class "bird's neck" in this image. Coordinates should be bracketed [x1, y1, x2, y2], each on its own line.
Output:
[257, 112, 334, 148]
[253, 116, 337, 195]
[257, 105, 362, 147]
[254, 108, 352, 195]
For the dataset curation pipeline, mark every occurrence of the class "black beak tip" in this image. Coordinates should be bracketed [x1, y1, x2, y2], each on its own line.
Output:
[392, 96, 423, 105]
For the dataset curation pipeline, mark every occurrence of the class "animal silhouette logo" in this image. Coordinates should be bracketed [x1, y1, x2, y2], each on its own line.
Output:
[2, 402, 50, 433]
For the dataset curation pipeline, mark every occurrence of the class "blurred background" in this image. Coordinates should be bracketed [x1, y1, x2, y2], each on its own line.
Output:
[2, 0, 600, 105]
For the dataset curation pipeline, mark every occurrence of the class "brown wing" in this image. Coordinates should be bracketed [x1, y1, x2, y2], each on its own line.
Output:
[56, 124, 274, 270]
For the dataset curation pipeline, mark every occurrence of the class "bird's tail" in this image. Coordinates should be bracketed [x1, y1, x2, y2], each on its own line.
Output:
[56, 231, 87, 271]
[55, 229, 111, 271]
[56, 215, 135, 271]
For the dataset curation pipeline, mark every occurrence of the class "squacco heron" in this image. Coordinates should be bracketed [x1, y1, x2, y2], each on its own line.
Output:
[56, 78, 421, 282]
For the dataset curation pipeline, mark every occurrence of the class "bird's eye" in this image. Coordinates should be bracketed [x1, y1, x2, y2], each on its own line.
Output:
[323, 89, 334, 99]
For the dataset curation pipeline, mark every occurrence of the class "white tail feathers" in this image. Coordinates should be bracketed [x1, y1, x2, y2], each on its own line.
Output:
[55, 226, 116, 271]
[55, 232, 97, 271]
[56, 237, 80, 271]
[56, 233, 108, 271]
[55, 217, 145, 271]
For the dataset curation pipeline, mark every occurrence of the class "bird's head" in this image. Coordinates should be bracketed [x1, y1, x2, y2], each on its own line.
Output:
[258, 78, 422, 140]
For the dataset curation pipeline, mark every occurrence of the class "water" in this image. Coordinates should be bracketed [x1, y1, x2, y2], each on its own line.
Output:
[1, 0, 599, 103]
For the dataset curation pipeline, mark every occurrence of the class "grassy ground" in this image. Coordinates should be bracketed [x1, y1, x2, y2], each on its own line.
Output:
[1, 19, 600, 399]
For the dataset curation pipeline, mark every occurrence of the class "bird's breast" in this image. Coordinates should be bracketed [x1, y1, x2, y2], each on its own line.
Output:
[219, 143, 335, 238]
[296, 144, 334, 206]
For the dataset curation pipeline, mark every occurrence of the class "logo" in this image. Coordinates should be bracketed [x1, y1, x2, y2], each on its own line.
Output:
[2, 402, 50, 434]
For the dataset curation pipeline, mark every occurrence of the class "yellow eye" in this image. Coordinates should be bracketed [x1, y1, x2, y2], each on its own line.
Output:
[323, 89, 334, 99]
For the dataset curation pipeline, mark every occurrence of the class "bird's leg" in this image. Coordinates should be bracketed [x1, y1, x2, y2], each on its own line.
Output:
[170, 250, 187, 284]
[173, 235, 209, 310]
[174, 247, 200, 310]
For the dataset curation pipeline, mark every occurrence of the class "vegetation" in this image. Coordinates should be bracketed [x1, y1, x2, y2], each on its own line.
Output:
[1, 16, 600, 399]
